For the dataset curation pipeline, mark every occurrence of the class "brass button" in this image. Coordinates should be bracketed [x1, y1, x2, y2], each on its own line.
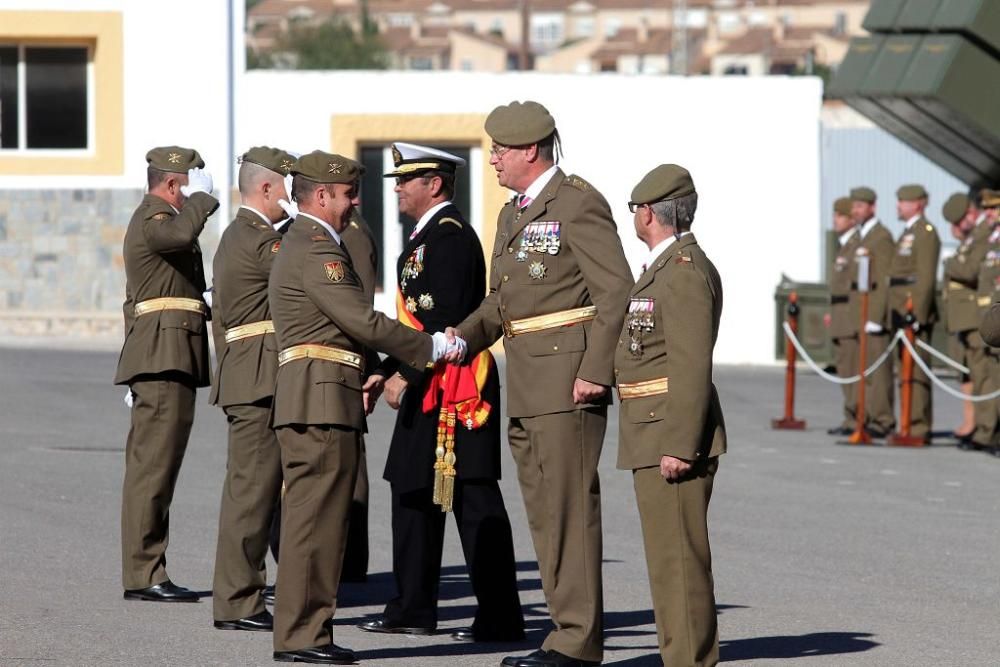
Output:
[501, 305, 507, 311]
[552, 345, 559, 351]
[503, 275, 509, 282]
[614, 369, 619, 375]
[649, 411, 655, 418]
[508, 247, 513, 253]
[182, 321, 188, 326]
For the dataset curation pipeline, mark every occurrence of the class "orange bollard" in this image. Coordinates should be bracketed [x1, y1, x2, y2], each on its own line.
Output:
[772, 291, 807, 430]
[888, 296, 926, 447]
[847, 269, 873, 444]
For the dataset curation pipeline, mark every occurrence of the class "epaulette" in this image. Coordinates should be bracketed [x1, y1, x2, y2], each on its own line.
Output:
[564, 175, 592, 192]
[439, 217, 463, 229]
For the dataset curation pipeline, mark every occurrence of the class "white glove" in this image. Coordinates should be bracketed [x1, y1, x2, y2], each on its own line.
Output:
[864, 321, 883, 334]
[123, 389, 135, 408]
[202, 288, 213, 309]
[283, 173, 294, 201]
[278, 197, 298, 220]
[431, 331, 468, 363]
[180, 167, 214, 197]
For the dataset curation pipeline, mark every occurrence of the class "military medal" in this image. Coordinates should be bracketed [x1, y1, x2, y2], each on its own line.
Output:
[627, 297, 655, 358]
[537, 223, 549, 253]
[405, 296, 418, 313]
[546, 222, 561, 255]
[528, 260, 547, 280]
[418, 293, 434, 310]
[401, 244, 426, 290]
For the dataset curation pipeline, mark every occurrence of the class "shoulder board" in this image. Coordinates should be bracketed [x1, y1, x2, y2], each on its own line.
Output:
[564, 175, 592, 192]
[438, 217, 463, 229]
[150, 212, 171, 221]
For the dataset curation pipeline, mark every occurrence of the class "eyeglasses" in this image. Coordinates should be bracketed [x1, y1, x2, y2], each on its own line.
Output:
[394, 174, 428, 186]
[627, 202, 649, 214]
[489, 144, 513, 158]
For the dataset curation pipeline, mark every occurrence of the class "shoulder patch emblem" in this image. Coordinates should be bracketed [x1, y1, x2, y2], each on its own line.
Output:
[439, 217, 463, 229]
[151, 212, 170, 221]
[271, 240, 281, 253]
[324, 261, 345, 282]
[565, 175, 591, 191]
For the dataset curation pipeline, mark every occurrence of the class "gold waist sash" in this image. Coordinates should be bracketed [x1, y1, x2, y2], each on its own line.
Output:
[617, 377, 669, 400]
[503, 305, 597, 338]
[225, 320, 275, 343]
[978, 296, 992, 307]
[278, 344, 363, 371]
[135, 297, 207, 317]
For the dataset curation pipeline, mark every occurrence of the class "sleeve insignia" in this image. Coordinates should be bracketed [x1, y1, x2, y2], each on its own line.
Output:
[151, 212, 170, 221]
[324, 261, 345, 282]
[439, 217, 463, 229]
[418, 293, 435, 310]
[271, 241, 281, 253]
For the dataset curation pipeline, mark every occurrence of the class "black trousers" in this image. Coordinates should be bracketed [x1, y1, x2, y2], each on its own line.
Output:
[384, 479, 525, 639]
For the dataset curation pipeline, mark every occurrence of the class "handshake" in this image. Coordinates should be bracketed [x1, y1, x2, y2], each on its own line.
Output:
[431, 329, 467, 364]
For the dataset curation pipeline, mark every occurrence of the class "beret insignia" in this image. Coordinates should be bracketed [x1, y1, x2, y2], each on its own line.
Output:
[167, 152, 181, 164]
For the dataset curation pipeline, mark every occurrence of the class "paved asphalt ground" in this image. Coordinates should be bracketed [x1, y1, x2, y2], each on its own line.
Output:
[1, 343, 998, 666]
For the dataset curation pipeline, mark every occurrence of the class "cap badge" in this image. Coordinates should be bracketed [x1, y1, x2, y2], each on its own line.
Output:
[167, 152, 181, 164]
[328, 162, 342, 174]
[391, 144, 402, 165]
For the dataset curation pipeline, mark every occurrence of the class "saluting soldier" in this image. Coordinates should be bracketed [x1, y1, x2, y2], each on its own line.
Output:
[940, 193, 980, 442]
[828, 196, 861, 436]
[209, 146, 296, 632]
[358, 143, 524, 642]
[849, 187, 896, 438]
[616, 164, 725, 667]
[267, 150, 461, 664]
[972, 190, 1000, 456]
[449, 101, 633, 667]
[114, 147, 217, 602]
[887, 185, 941, 444]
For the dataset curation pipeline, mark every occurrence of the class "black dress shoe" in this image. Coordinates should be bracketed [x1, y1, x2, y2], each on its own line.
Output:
[123, 580, 199, 602]
[263, 585, 276, 605]
[864, 426, 888, 439]
[214, 610, 273, 631]
[827, 426, 853, 436]
[501, 650, 549, 666]
[511, 650, 601, 667]
[453, 627, 476, 642]
[959, 440, 985, 451]
[454, 626, 525, 643]
[273, 643, 356, 664]
[357, 616, 433, 635]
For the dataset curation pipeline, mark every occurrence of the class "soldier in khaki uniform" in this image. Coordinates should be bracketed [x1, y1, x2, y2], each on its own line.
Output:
[267, 150, 460, 664]
[972, 190, 1000, 456]
[828, 197, 861, 436]
[887, 185, 941, 443]
[114, 147, 218, 601]
[849, 187, 896, 437]
[616, 165, 725, 667]
[940, 193, 981, 441]
[450, 101, 633, 667]
[209, 146, 296, 631]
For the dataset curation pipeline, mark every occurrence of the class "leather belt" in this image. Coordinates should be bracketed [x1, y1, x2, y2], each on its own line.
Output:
[502, 305, 598, 338]
[850, 282, 877, 290]
[978, 296, 992, 307]
[225, 320, 275, 343]
[135, 297, 208, 317]
[947, 280, 969, 290]
[617, 377, 669, 400]
[889, 276, 916, 287]
[830, 295, 849, 304]
[278, 344, 363, 371]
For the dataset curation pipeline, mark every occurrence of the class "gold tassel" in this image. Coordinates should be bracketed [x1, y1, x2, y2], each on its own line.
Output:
[440, 413, 457, 512]
[432, 405, 448, 505]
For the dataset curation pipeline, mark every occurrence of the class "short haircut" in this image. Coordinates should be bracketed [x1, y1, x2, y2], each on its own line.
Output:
[650, 192, 698, 231]
[291, 174, 322, 202]
[147, 167, 171, 191]
[238, 160, 278, 194]
[537, 131, 560, 164]
[423, 170, 455, 199]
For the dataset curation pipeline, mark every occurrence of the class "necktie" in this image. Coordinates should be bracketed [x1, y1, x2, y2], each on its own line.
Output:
[519, 195, 533, 210]
[409, 225, 419, 241]
[640, 263, 647, 275]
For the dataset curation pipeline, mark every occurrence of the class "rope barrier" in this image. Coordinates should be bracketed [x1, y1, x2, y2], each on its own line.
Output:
[915, 337, 970, 375]
[898, 334, 1000, 402]
[781, 322, 902, 384]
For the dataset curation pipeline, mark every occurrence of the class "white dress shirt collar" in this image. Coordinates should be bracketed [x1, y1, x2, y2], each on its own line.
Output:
[644, 231, 692, 270]
[839, 227, 857, 246]
[521, 164, 560, 203]
[904, 214, 921, 230]
[413, 201, 452, 238]
[859, 216, 879, 238]
[297, 211, 342, 245]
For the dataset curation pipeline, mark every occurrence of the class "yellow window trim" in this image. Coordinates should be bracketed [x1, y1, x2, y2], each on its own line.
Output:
[0, 11, 123, 175]
[330, 113, 506, 259]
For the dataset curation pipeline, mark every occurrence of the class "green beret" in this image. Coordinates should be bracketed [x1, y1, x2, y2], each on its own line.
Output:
[850, 186, 876, 203]
[291, 150, 362, 184]
[239, 146, 296, 176]
[146, 146, 204, 173]
[833, 197, 852, 216]
[897, 183, 928, 201]
[630, 164, 696, 206]
[942, 193, 969, 224]
[485, 100, 556, 146]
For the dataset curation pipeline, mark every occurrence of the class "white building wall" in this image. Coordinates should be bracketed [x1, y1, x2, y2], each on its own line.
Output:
[238, 71, 823, 364]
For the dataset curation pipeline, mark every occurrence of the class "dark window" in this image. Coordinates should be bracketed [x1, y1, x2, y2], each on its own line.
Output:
[25, 47, 88, 148]
[0, 47, 18, 149]
[359, 146, 386, 291]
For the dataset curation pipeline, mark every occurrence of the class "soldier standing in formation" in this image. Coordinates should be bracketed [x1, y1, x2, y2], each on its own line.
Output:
[209, 146, 296, 632]
[887, 185, 940, 444]
[449, 101, 633, 667]
[115, 147, 218, 602]
[973, 190, 1000, 456]
[848, 187, 896, 438]
[616, 164, 726, 667]
[827, 197, 861, 436]
[358, 142, 524, 642]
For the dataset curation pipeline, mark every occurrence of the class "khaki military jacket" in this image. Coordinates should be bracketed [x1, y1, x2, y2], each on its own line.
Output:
[209, 208, 282, 407]
[848, 221, 894, 330]
[268, 216, 432, 431]
[340, 212, 379, 304]
[887, 216, 941, 328]
[459, 168, 633, 418]
[978, 226, 1000, 345]
[614, 234, 726, 469]
[829, 229, 861, 339]
[943, 220, 992, 333]
[114, 192, 219, 386]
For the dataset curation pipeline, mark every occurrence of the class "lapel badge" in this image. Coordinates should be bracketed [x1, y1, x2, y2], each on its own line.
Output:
[528, 260, 547, 280]
[324, 261, 345, 282]
[418, 293, 435, 310]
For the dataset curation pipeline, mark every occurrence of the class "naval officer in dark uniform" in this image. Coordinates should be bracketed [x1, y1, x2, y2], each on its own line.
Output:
[358, 142, 524, 642]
